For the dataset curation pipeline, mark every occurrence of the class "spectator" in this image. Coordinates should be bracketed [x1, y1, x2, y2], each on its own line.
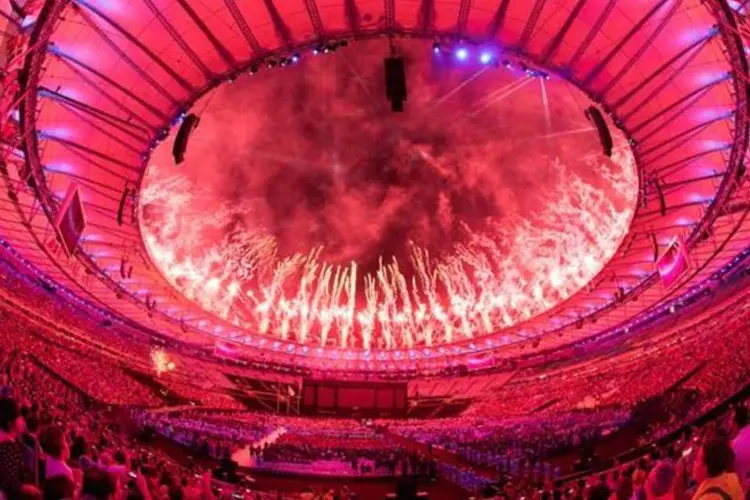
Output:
[731, 406, 750, 490]
[43, 475, 75, 500]
[81, 467, 117, 500]
[692, 436, 744, 500]
[0, 397, 24, 499]
[19, 484, 42, 500]
[646, 461, 677, 500]
[39, 425, 73, 482]
[589, 483, 611, 500]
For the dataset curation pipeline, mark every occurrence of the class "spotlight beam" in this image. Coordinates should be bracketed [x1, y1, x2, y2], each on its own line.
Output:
[540, 78, 552, 131]
[338, 52, 378, 108]
[534, 127, 596, 140]
[428, 67, 489, 110]
[473, 76, 532, 109]
[464, 76, 533, 120]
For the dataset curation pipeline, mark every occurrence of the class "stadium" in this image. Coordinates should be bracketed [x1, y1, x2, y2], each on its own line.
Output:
[1, 0, 750, 498]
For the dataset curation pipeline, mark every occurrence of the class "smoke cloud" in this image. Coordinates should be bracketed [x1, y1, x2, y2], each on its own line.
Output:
[141, 40, 637, 349]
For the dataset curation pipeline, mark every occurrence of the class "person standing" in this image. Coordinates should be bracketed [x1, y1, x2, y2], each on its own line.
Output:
[0, 397, 25, 499]
[731, 406, 750, 490]
[692, 436, 744, 500]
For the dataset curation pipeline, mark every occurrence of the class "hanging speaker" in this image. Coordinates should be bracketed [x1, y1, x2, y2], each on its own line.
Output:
[650, 233, 659, 262]
[585, 106, 613, 157]
[172, 114, 200, 165]
[655, 180, 666, 216]
[385, 57, 407, 112]
[117, 186, 130, 226]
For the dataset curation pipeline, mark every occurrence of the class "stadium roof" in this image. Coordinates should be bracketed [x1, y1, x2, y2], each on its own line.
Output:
[1, 0, 749, 374]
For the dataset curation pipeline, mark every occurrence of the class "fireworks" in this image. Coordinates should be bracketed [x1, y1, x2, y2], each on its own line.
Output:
[139, 41, 638, 350]
[141, 151, 636, 350]
[151, 348, 175, 376]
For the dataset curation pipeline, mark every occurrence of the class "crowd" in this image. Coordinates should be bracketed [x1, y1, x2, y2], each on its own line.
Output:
[0, 250, 750, 498]
[382, 409, 630, 475]
[136, 411, 275, 460]
[136, 410, 435, 478]
[0, 352, 238, 499]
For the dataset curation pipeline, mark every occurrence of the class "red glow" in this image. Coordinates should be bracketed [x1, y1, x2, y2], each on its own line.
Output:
[140, 41, 638, 350]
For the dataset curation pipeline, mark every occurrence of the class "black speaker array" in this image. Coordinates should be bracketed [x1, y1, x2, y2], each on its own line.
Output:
[385, 57, 407, 112]
[585, 106, 613, 157]
[116, 185, 130, 226]
[172, 113, 200, 165]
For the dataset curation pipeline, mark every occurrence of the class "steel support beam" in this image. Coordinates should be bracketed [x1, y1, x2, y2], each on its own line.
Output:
[598, 0, 681, 98]
[73, 0, 194, 94]
[38, 135, 141, 173]
[53, 104, 144, 156]
[634, 89, 719, 145]
[456, 0, 472, 36]
[54, 145, 139, 184]
[615, 35, 711, 115]
[541, 0, 586, 63]
[567, 0, 616, 69]
[43, 168, 128, 196]
[344, 0, 362, 33]
[66, 18, 180, 107]
[582, 0, 670, 88]
[143, 0, 214, 80]
[639, 115, 729, 158]
[385, 0, 396, 30]
[37, 85, 152, 142]
[487, 0, 511, 38]
[651, 147, 729, 177]
[418, 0, 435, 33]
[518, 0, 548, 51]
[629, 78, 723, 135]
[303, 0, 325, 37]
[223, 0, 263, 54]
[52, 51, 168, 126]
[176, 0, 237, 69]
[262, 0, 293, 45]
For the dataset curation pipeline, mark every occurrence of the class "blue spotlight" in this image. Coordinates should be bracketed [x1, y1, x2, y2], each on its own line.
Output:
[455, 47, 469, 61]
[480, 51, 493, 65]
[433, 43, 441, 55]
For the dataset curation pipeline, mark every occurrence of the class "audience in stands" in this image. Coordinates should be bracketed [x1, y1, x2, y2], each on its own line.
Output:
[732, 406, 750, 490]
[692, 435, 744, 500]
[1, 257, 750, 498]
[0, 396, 23, 499]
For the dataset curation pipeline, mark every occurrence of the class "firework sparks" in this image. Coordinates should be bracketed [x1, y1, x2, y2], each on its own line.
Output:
[151, 348, 175, 376]
[139, 40, 638, 350]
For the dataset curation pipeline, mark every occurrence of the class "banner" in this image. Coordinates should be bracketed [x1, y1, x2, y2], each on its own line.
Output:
[53, 183, 86, 257]
[657, 236, 691, 288]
